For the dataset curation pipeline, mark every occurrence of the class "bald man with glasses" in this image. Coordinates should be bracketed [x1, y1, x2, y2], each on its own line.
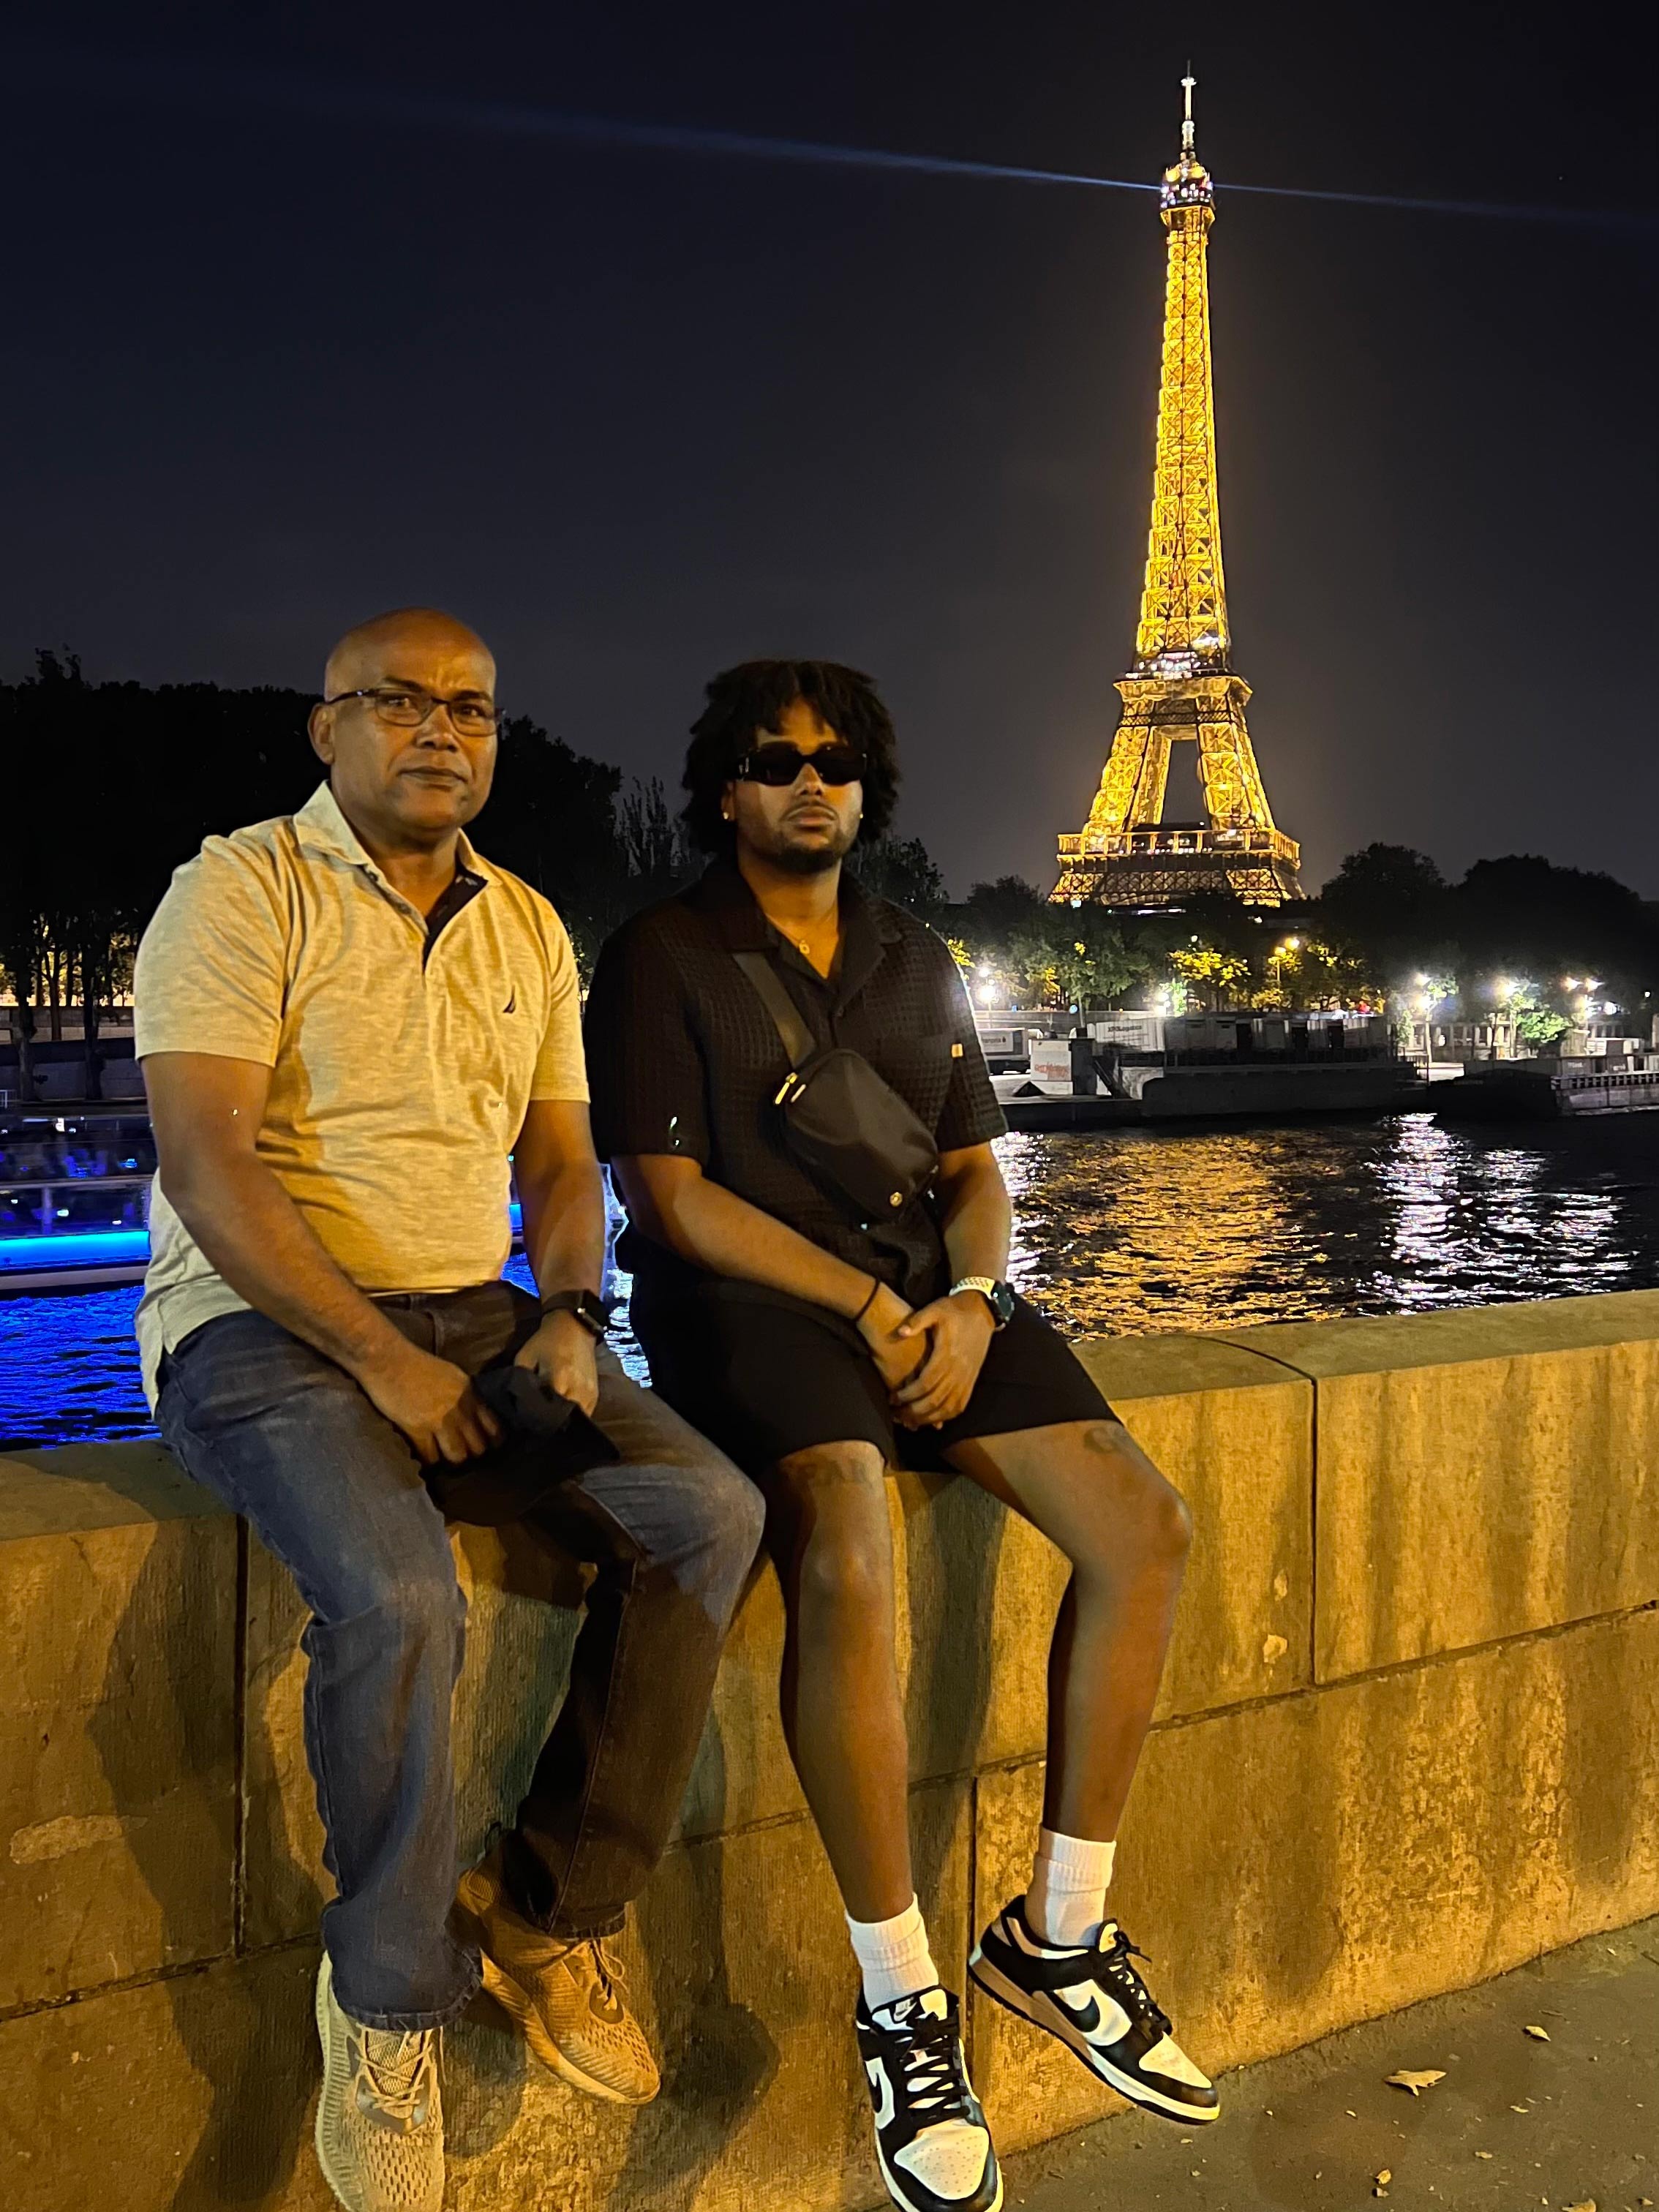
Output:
[133, 609, 762, 2212]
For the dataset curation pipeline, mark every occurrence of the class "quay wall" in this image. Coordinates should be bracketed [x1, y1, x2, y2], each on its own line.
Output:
[1, 1289, 1656, 2210]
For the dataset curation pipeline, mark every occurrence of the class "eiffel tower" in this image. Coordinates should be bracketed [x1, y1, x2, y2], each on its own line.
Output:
[1054, 77, 1302, 908]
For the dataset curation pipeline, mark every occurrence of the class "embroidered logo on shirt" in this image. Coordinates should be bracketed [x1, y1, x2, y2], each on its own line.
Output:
[503, 988, 516, 1014]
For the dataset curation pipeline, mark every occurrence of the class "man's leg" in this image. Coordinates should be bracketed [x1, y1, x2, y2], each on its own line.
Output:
[157, 1306, 466, 2212]
[946, 1418, 1190, 1845]
[629, 1284, 998, 2208]
[765, 1439, 999, 2212]
[453, 1344, 764, 2104]
[497, 1345, 764, 1931]
[158, 1308, 475, 2027]
[952, 1418, 1219, 2126]
[766, 1440, 914, 1922]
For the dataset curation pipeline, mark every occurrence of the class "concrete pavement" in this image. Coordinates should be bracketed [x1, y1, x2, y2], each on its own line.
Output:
[1002, 1915, 1658, 2212]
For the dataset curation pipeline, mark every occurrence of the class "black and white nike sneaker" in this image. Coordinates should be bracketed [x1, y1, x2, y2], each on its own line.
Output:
[854, 1986, 1004, 2212]
[969, 1898, 1219, 2126]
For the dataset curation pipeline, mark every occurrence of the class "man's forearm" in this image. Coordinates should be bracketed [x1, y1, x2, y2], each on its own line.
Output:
[163, 1155, 412, 1380]
[639, 1170, 879, 1320]
[937, 1162, 1012, 1285]
[519, 1159, 608, 1299]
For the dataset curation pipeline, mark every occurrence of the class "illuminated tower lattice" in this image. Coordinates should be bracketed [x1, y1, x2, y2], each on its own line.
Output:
[1054, 77, 1302, 907]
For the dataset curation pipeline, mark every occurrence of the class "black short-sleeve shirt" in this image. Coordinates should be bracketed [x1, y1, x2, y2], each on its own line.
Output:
[584, 859, 1006, 1302]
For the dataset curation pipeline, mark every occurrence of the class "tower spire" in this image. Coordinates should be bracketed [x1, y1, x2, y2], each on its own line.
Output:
[1052, 80, 1302, 911]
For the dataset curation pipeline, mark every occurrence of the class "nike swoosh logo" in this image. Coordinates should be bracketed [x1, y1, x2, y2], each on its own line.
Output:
[865, 2057, 895, 2131]
[1056, 1994, 1102, 2036]
[503, 989, 516, 1014]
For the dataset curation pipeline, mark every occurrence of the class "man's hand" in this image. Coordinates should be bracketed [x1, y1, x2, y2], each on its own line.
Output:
[514, 1311, 601, 1418]
[891, 1290, 996, 1429]
[857, 1283, 928, 1395]
[358, 1342, 502, 1466]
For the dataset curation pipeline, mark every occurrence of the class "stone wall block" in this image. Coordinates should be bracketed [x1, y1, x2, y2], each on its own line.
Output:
[677, 1551, 805, 1842]
[240, 1534, 328, 1950]
[0, 1945, 331, 2212]
[1226, 1293, 1659, 1675]
[970, 1336, 1313, 1770]
[0, 1447, 236, 2010]
[970, 1608, 1659, 2151]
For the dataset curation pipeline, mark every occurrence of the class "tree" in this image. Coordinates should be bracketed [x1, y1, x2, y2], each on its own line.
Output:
[1450, 855, 1655, 1005]
[959, 876, 1048, 933]
[944, 880, 1148, 1012]
[850, 834, 948, 917]
[1318, 845, 1448, 966]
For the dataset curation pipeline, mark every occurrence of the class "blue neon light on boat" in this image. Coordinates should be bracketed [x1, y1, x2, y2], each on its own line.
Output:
[0, 1230, 151, 1268]
[0, 1206, 526, 1276]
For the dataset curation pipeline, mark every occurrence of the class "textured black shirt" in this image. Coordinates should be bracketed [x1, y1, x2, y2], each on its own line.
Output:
[584, 859, 1006, 1301]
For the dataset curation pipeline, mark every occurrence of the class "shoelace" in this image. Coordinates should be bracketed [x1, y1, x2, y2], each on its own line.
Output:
[890, 2010, 973, 2118]
[566, 1936, 628, 2000]
[1094, 1925, 1171, 2037]
[357, 2028, 435, 2126]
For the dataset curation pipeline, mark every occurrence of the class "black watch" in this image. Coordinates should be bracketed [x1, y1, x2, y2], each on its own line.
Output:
[950, 1276, 1016, 1328]
[538, 1288, 612, 1339]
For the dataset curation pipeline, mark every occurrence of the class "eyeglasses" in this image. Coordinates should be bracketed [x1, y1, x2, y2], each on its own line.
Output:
[734, 742, 866, 788]
[324, 685, 500, 737]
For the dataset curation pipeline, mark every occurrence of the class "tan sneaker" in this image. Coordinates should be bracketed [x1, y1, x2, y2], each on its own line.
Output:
[458, 1857, 661, 2104]
[313, 1950, 443, 2212]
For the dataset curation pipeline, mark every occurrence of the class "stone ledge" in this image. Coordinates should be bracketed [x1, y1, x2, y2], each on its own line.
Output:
[1224, 1295, 1659, 1677]
[2, 1611, 1652, 2210]
[2, 1288, 1658, 2208]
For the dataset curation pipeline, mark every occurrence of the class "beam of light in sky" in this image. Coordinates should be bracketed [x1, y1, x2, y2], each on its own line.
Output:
[12, 41, 1655, 232]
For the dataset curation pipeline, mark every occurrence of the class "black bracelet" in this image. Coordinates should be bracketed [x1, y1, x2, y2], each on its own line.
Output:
[854, 1279, 881, 1326]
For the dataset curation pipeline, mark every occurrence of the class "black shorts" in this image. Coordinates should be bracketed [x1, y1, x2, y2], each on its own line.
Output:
[628, 1274, 1115, 1475]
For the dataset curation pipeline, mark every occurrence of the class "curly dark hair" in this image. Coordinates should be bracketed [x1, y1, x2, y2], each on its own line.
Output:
[681, 658, 901, 854]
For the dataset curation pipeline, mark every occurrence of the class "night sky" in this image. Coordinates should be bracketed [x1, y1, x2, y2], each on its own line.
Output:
[5, 3, 1655, 896]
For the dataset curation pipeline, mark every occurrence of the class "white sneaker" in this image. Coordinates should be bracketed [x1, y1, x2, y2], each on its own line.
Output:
[314, 1950, 445, 2212]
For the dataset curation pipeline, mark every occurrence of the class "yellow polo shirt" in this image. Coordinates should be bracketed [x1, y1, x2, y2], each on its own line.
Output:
[132, 782, 587, 1404]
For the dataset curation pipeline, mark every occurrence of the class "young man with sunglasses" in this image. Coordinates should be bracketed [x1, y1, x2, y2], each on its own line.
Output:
[133, 608, 764, 2212]
[585, 660, 1218, 2212]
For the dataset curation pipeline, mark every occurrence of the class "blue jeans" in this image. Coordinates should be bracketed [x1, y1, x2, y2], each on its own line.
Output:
[156, 1281, 762, 2031]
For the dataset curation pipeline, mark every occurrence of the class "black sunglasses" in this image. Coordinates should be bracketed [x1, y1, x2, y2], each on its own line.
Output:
[734, 741, 867, 788]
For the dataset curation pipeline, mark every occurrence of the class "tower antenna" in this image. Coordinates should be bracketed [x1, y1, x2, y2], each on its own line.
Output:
[1181, 66, 1196, 155]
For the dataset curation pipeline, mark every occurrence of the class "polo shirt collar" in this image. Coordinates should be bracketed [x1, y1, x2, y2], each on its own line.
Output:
[293, 782, 493, 895]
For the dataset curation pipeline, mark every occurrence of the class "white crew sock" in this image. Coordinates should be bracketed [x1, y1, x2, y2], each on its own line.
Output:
[1026, 1828, 1117, 1949]
[846, 1895, 939, 2011]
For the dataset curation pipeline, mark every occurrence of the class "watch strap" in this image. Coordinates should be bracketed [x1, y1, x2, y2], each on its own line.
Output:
[539, 1288, 612, 1339]
[950, 1275, 1012, 1327]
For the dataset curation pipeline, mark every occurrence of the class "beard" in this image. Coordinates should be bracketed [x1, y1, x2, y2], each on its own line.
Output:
[770, 838, 846, 876]
[761, 812, 859, 874]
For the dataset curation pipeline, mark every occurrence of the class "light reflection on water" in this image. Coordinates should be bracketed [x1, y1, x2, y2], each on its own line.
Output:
[997, 1113, 1658, 1339]
[2, 1113, 1657, 1450]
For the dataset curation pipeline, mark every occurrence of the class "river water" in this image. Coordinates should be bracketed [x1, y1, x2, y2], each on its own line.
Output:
[2, 1112, 1657, 1451]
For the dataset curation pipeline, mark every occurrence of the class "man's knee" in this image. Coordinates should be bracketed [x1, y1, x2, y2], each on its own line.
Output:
[772, 1443, 893, 1617]
[326, 1543, 467, 1655]
[1079, 1423, 1193, 1569]
[706, 1456, 769, 1565]
[639, 1450, 767, 1577]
